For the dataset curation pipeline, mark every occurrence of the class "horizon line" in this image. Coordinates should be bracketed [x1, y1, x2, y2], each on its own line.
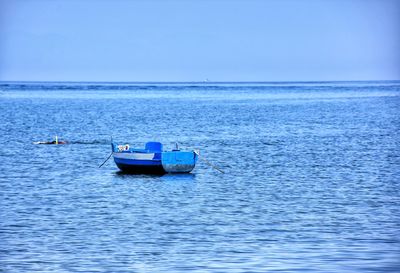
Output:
[1, 79, 400, 84]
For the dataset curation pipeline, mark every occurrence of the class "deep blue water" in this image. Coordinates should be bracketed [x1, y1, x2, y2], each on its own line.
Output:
[1, 81, 399, 272]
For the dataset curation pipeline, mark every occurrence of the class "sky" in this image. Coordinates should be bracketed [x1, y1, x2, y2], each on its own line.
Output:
[0, 0, 399, 82]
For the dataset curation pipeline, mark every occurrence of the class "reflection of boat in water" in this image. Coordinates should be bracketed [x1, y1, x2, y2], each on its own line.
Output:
[33, 136, 67, 145]
[112, 141, 198, 174]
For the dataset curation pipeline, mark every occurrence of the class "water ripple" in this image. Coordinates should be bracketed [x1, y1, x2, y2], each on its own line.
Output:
[1, 82, 399, 272]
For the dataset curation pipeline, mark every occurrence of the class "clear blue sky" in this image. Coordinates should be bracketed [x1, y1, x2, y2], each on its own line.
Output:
[0, 0, 399, 82]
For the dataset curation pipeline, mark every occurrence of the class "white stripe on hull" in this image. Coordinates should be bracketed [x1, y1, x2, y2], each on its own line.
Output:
[113, 152, 155, 160]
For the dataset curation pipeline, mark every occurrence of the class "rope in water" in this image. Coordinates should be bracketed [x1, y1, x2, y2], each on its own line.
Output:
[99, 152, 113, 168]
[194, 150, 225, 174]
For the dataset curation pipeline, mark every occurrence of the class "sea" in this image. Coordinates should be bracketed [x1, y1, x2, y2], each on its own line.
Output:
[0, 81, 399, 272]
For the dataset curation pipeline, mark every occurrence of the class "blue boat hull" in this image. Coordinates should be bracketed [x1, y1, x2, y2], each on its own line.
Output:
[161, 151, 197, 173]
[111, 142, 197, 174]
[114, 161, 165, 174]
[113, 153, 165, 174]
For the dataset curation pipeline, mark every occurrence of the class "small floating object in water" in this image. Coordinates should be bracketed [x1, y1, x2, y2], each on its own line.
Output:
[33, 135, 67, 145]
[111, 141, 198, 174]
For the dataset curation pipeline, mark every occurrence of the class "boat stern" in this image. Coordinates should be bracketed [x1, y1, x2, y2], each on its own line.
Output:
[161, 151, 198, 173]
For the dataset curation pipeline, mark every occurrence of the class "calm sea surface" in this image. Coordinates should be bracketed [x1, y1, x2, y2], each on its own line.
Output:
[0, 82, 399, 272]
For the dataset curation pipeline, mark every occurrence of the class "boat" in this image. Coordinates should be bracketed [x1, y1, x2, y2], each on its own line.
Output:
[112, 141, 198, 174]
[33, 135, 67, 145]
